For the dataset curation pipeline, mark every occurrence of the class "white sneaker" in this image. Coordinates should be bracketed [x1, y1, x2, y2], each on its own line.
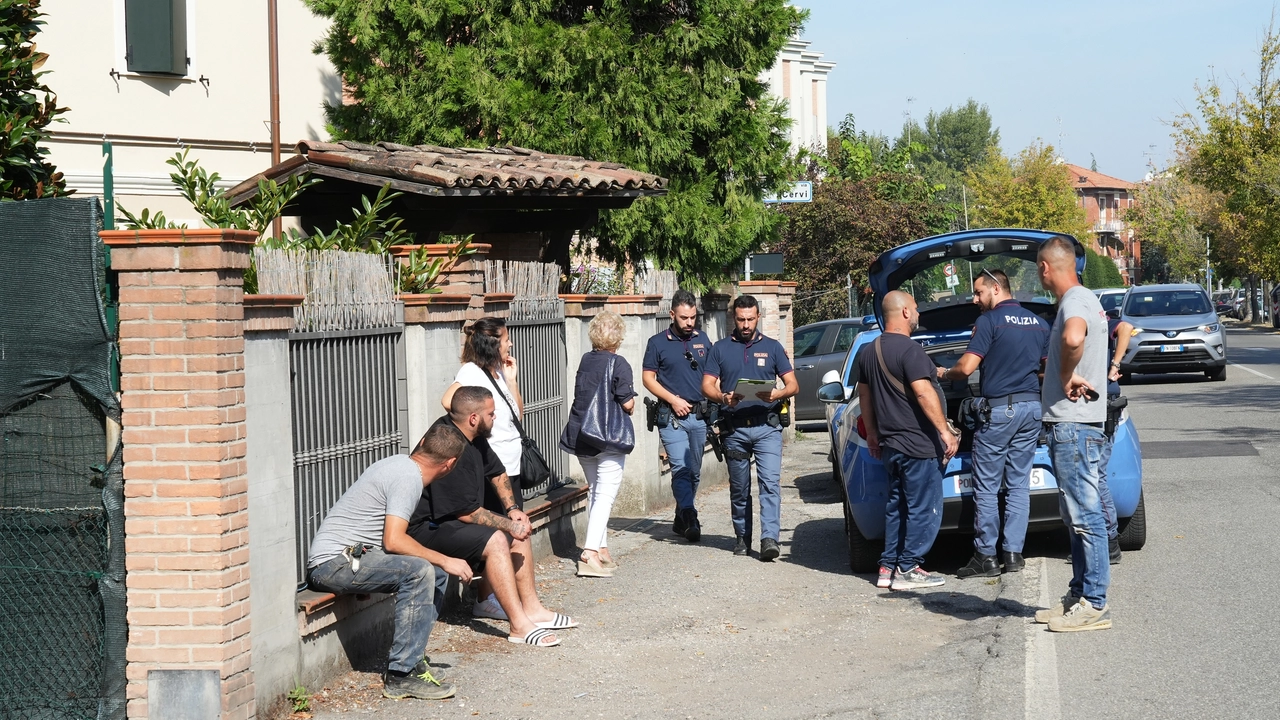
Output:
[472, 593, 508, 620]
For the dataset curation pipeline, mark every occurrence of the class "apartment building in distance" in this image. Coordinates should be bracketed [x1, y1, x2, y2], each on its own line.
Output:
[1066, 163, 1141, 285]
[759, 35, 836, 155]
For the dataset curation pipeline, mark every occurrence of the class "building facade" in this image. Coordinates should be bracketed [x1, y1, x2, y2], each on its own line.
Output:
[759, 37, 835, 156]
[39, 0, 338, 227]
[1066, 164, 1141, 285]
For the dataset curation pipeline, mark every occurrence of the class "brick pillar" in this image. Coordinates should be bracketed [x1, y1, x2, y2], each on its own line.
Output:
[102, 229, 258, 720]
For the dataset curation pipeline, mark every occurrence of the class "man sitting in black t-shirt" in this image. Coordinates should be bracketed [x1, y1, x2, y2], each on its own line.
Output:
[408, 386, 577, 647]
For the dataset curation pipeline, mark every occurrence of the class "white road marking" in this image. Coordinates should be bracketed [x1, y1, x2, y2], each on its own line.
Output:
[1228, 361, 1276, 381]
[1024, 557, 1061, 720]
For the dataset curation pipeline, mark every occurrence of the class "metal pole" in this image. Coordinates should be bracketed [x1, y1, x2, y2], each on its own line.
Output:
[268, 0, 282, 240]
[102, 140, 114, 230]
[744, 255, 752, 281]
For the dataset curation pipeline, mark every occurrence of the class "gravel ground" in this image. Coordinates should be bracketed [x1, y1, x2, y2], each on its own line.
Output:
[303, 431, 1035, 720]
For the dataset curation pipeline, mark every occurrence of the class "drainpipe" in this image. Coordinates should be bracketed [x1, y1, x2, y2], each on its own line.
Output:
[268, 0, 282, 240]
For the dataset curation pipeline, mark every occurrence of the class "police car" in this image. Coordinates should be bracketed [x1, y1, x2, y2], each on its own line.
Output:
[817, 229, 1146, 573]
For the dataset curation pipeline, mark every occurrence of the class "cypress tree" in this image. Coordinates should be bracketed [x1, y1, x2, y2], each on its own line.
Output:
[306, 0, 804, 284]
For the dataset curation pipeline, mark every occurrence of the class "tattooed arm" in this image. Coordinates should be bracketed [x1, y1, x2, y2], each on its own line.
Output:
[457, 506, 530, 540]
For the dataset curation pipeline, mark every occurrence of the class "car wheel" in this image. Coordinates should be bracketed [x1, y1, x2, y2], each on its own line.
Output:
[1205, 366, 1226, 382]
[845, 502, 884, 573]
[1117, 491, 1147, 551]
[830, 446, 840, 485]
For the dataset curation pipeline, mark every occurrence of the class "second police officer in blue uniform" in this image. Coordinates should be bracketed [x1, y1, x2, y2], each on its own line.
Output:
[701, 295, 799, 561]
[938, 268, 1050, 577]
[642, 290, 712, 543]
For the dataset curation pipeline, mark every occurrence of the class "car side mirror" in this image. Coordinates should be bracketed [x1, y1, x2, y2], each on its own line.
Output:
[821, 370, 841, 385]
[817, 381, 846, 404]
[1105, 308, 1121, 320]
[861, 314, 879, 330]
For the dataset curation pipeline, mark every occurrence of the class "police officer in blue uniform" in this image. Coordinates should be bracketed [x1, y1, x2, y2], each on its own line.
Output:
[701, 295, 799, 561]
[642, 289, 712, 542]
[938, 268, 1050, 577]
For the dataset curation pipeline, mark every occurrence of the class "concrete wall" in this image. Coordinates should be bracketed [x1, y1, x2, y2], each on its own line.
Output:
[243, 330, 299, 711]
[403, 321, 465, 444]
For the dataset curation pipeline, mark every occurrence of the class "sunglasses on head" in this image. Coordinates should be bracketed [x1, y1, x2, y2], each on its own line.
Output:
[683, 350, 699, 371]
[980, 268, 1000, 287]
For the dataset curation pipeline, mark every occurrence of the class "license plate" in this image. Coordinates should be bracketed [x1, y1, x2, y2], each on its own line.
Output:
[1029, 468, 1046, 488]
[1159, 344, 1184, 352]
[953, 473, 974, 495]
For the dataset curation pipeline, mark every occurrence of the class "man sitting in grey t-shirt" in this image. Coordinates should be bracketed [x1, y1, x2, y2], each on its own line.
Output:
[307, 422, 469, 700]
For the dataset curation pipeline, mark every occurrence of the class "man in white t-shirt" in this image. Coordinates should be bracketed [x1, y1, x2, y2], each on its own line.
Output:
[307, 423, 467, 700]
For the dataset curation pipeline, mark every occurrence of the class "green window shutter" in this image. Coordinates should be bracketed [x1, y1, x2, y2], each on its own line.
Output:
[125, 0, 187, 75]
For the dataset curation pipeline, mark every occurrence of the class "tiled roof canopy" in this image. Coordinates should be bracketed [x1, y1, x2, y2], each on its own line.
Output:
[1064, 164, 1135, 191]
[226, 140, 666, 206]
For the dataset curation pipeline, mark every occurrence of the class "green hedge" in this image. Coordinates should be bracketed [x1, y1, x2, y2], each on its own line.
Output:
[1082, 246, 1125, 289]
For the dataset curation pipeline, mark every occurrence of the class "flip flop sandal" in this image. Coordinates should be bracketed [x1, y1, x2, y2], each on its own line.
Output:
[535, 612, 579, 630]
[508, 628, 560, 647]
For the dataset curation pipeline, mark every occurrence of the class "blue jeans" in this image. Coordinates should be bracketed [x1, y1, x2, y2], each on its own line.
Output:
[971, 400, 1042, 555]
[1049, 422, 1110, 608]
[308, 548, 448, 674]
[659, 417, 708, 511]
[1098, 433, 1118, 540]
[880, 448, 944, 572]
[724, 425, 783, 542]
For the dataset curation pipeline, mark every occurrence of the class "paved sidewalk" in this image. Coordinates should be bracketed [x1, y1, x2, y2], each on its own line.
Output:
[303, 432, 1034, 719]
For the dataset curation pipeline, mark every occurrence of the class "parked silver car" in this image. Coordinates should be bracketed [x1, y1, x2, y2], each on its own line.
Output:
[1118, 283, 1227, 381]
[792, 318, 865, 421]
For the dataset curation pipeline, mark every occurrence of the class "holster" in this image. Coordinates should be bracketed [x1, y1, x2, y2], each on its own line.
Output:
[1104, 394, 1128, 436]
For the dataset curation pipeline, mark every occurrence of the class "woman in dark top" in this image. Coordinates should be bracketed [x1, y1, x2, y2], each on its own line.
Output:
[560, 310, 636, 577]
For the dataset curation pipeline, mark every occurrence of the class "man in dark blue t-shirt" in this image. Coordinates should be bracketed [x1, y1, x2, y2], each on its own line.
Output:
[643, 289, 712, 542]
[701, 295, 798, 562]
[939, 268, 1049, 578]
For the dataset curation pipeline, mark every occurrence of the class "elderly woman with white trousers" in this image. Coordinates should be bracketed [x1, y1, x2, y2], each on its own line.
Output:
[559, 311, 636, 578]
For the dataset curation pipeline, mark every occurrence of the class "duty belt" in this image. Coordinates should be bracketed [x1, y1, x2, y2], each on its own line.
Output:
[722, 413, 777, 430]
[984, 392, 1041, 406]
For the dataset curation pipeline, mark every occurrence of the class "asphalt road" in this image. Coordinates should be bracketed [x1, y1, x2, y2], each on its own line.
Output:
[304, 324, 1280, 720]
[1038, 324, 1280, 719]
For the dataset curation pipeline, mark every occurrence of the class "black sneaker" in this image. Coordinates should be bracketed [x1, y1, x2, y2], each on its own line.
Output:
[1000, 551, 1025, 573]
[1109, 537, 1122, 565]
[672, 511, 687, 536]
[956, 553, 1000, 578]
[683, 508, 702, 543]
[383, 670, 456, 700]
[759, 538, 780, 562]
[733, 536, 750, 556]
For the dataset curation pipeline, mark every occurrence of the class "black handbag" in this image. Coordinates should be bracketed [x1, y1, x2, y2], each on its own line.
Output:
[486, 371, 552, 488]
[579, 355, 636, 454]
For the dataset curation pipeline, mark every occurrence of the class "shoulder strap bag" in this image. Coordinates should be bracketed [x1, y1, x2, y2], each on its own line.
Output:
[874, 336, 961, 440]
[486, 370, 552, 490]
[578, 355, 636, 454]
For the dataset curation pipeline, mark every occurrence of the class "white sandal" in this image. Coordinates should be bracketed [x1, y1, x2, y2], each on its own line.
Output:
[508, 628, 560, 647]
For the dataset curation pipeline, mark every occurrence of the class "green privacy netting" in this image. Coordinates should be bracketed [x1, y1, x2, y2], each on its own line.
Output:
[0, 198, 125, 720]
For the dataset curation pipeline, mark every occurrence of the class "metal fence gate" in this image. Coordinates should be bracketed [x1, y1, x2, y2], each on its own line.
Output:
[506, 299, 569, 500]
[289, 325, 409, 583]
[257, 248, 411, 584]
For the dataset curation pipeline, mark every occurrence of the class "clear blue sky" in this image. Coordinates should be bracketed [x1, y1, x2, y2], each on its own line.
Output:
[795, 1, 1273, 181]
